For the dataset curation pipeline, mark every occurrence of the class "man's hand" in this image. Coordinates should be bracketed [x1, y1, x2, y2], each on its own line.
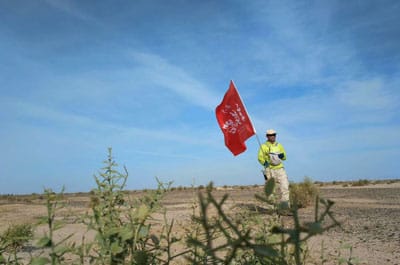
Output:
[278, 153, 284, 159]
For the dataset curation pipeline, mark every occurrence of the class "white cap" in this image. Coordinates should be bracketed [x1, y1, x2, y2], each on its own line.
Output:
[266, 129, 277, 135]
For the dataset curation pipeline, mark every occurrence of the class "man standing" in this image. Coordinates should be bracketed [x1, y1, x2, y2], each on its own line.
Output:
[258, 129, 290, 207]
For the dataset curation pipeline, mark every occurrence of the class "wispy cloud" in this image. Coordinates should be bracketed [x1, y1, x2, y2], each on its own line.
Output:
[240, 2, 355, 86]
[130, 52, 219, 110]
[335, 78, 398, 110]
[241, 0, 400, 87]
[1, 97, 216, 148]
[43, 0, 98, 23]
[250, 74, 400, 170]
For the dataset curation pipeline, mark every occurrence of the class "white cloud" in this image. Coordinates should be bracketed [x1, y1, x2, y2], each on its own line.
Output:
[335, 79, 397, 110]
[1, 97, 216, 148]
[43, 0, 98, 23]
[250, 75, 400, 174]
[252, 75, 399, 131]
[130, 52, 219, 110]
[242, 2, 360, 86]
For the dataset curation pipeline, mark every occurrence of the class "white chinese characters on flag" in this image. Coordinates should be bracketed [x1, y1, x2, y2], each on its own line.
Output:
[215, 81, 256, 156]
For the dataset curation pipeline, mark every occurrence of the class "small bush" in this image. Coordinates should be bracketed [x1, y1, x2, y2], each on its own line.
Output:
[87, 148, 172, 264]
[351, 179, 370, 187]
[186, 179, 339, 264]
[0, 223, 34, 264]
[290, 177, 319, 208]
[1, 149, 341, 265]
[0, 223, 33, 251]
[314, 181, 324, 187]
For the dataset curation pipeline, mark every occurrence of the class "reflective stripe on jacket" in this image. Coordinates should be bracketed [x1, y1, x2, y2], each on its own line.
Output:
[258, 141, 287, 170]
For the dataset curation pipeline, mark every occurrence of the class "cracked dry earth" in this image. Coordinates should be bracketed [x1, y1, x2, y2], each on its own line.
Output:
[0, 182, 399, 264]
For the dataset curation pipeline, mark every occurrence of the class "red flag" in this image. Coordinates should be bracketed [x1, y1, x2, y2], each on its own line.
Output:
[216, 81, 256, 156]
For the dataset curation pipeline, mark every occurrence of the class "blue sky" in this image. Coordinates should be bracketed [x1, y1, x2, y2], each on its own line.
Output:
[1, 0, 399, 194]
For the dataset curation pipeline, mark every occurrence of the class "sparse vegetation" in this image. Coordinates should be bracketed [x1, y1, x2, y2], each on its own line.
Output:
[314, 181, 324, 187]
[185, 179, 338, 264]
[0, 223, 33, 264]
[351, 179, 371, 187]
[387, 179, 398, 184]
[0, 150, 360, 265]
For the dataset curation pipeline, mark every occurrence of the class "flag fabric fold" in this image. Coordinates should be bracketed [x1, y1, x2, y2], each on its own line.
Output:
[215, 81, 256, 156]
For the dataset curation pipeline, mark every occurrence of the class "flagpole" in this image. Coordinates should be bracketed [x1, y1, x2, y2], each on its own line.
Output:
[255, 134, 263, 150]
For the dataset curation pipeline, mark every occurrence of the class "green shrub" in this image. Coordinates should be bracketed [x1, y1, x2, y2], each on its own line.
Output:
[86, 148, 175, 264]
[351, 179, 370, 187]
[34, 188, 75, 265]
[290, 177, 319, 208]
[0, 223, 33, 264]
[0, 223, 33, 251]
[186, 179, 339, 264]
[314, 181, 324, 187]
[3, 149, 341, 265]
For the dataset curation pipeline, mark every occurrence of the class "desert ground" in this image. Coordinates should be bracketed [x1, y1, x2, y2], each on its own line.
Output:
[1, 181, 399, 264]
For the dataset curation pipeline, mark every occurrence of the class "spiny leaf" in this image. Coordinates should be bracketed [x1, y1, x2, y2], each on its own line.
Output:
[267, 234, 281, 244]
[53, 220, 65, 230]
[104, 226, 122, 238]
[133, 250, 149, 265]
[54, 245, 70, 255]
[119, 227, 134, 242]
[264, 178, 275, 197]
[110, 242, 124, 255]
[137, 204, 149, 221]
[253, 244, 279, 257]
[150, 234, 160, 245]
[307, 222, 324, 234]
[36, 217, 49, 225]
[138, 226, 149, 239]
[37, 236, 52, 247]
[186, 237, 204, 247]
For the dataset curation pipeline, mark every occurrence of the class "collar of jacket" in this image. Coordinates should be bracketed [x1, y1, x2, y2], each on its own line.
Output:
[266, 141, 278, 146]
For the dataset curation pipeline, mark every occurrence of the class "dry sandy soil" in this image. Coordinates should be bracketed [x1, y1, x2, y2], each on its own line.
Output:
[1, 182, 399, 264]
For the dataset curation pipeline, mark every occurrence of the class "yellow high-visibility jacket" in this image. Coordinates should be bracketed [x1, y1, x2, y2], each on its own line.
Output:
[258, 141, 287, 170]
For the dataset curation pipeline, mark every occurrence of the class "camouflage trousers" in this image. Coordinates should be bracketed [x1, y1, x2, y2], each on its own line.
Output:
[264, 167, 290, 203]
